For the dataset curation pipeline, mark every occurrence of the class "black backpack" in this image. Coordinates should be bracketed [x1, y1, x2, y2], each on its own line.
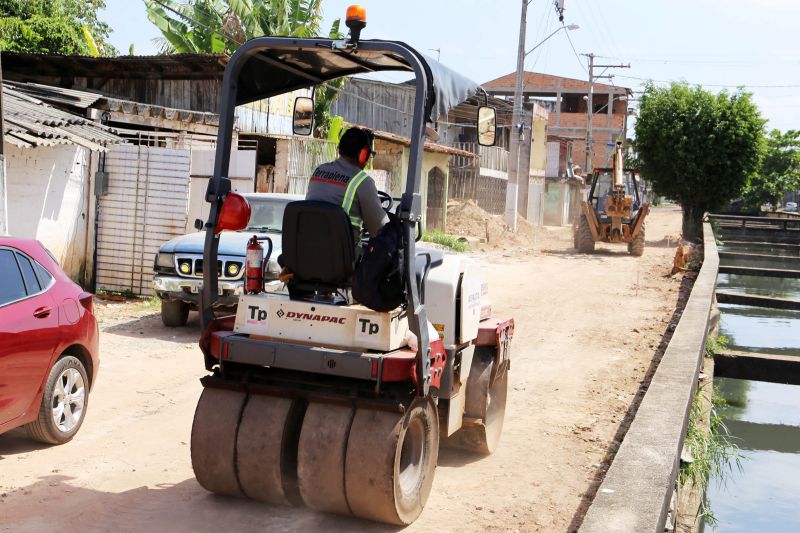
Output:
[352, 213, 406, 312]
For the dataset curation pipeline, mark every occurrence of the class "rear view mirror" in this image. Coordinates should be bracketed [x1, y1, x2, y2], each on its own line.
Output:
[477, 106, 497, 147]
[293, 97, 314, 136]
[215, 192, 251, 233]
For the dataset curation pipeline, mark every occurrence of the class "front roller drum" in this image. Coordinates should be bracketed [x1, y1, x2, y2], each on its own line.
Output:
[447, 346, 509, 455]
[190, 387, 247, 497]
[345, 398, 439, 525]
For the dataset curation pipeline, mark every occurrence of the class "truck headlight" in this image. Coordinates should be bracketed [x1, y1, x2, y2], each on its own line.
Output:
[226, 262, 241, 277]
[155, 253, 175, 269]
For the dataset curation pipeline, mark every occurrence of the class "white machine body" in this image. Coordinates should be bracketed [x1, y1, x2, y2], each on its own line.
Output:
[233, 253, 487, 356]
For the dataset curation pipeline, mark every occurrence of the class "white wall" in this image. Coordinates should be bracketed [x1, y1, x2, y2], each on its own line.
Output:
[5, 143, 92, 282]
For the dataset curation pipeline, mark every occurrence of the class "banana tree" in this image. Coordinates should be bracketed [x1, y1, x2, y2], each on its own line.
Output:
[144, 0, 344, 135]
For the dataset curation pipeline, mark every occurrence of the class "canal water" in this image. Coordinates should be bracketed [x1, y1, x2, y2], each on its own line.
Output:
[702, 242, 800, 531]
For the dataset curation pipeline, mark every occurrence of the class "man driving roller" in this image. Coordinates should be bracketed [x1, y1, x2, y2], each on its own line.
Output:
[306, 127, 389, 240]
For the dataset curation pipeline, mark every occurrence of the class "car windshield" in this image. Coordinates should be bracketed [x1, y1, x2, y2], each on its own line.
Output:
[245, 197, 293, 232]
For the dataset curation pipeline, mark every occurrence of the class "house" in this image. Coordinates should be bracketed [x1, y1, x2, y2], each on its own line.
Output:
[1, 84, 122, 283]
[332, 77, 555, 224]
[484, 71, 632, 171]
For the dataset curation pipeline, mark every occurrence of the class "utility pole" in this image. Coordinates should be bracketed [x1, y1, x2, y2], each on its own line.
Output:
[0, 54, 7, 236]
[582, 53, 629, 171]
[504, 0, 529, 231]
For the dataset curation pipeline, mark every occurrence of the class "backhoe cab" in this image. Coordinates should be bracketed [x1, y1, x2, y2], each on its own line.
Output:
[189, 5, 513, 526]
[575, 141, 649, 256]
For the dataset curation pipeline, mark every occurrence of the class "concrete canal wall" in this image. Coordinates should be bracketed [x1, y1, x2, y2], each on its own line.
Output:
[580, 224, 719, 533]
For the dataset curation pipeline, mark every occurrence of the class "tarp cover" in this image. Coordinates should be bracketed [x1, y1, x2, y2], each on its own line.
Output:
[233, 39, 481, 123]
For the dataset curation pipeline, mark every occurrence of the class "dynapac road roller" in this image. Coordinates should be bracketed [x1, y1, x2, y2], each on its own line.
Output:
[574, 141, 649, 256]
[191, 7, 514, 526]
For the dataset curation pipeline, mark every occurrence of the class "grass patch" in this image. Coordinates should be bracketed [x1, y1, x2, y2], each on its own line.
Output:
[705, 334, 728, 358]
[680, 384, 743, 527]
[96, 288, 137, 299]
[422, 231, 469, 252]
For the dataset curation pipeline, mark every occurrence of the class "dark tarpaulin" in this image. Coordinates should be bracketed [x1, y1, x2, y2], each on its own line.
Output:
[233, 39, 481, 124]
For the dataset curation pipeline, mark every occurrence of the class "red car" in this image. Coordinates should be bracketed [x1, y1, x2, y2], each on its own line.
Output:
[0, 238, 99, 444]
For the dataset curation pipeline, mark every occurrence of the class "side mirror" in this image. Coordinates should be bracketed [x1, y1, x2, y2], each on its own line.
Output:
[477, 106, 497, 147]
[293, 97, 314, 136]
[215, 192, 251, 233]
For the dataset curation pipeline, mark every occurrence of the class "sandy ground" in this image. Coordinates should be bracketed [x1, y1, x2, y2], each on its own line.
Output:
[0, 207, 689, 533]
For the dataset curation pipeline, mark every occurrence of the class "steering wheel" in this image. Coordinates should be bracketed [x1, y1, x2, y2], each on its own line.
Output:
[377, 190, 394, 212]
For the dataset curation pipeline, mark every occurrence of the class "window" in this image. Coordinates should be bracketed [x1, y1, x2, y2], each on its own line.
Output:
[34, 262, 54, 289]
[16, 253, 42, 294]
[0, 249, 26, 306]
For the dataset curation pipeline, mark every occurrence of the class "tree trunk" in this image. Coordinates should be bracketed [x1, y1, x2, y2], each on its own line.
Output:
[681, 204, 705, 242]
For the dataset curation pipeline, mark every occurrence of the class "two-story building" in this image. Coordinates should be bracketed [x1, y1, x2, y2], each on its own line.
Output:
[484, 71, 632, 171]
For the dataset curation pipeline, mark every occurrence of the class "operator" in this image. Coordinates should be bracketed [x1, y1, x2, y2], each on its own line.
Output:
[305, 127, 389, 241]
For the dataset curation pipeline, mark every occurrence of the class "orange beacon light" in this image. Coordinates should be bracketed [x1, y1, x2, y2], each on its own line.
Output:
[345, 5, 367, 43]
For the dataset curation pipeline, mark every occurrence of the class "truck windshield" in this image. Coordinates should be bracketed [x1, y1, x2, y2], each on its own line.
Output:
[245, 197, 292, 233]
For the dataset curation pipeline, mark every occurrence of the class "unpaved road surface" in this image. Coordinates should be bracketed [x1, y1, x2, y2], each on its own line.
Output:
[1, 207, 687, 532]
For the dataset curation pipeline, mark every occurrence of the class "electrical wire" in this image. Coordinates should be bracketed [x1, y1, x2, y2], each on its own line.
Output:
[613, 74, 800, 89]
[563, 22, 587, 74]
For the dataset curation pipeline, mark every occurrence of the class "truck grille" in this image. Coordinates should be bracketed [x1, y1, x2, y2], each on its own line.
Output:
[175, 254, 244, 281]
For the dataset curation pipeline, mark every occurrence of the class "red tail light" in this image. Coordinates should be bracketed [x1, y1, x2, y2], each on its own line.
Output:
[78, 292, 94, 313]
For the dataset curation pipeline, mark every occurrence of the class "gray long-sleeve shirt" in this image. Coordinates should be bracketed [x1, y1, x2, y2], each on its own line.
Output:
[306, 158, 389, 236]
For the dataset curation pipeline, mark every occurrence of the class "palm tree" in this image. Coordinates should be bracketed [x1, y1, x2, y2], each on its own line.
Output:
[144, 0, 343, 135]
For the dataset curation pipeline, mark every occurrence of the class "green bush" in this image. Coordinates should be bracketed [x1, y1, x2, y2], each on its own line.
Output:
[422, 231, 469, 252]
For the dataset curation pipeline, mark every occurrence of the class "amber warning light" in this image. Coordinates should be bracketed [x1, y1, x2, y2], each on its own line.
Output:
[345, 5, 367, 43]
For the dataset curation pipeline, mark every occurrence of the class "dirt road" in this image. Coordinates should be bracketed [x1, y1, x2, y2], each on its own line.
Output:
[0, 207, 687, 532]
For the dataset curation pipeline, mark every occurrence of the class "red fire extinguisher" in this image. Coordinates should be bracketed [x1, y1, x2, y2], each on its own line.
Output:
[246, 235, 264, 294]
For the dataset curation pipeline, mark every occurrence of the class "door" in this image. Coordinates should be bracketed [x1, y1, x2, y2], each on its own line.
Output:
[96, 144, 191, 296]
[0, 248, 59, 426]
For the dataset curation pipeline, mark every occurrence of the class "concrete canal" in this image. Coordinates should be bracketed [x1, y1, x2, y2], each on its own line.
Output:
[704, 227, 800, 531]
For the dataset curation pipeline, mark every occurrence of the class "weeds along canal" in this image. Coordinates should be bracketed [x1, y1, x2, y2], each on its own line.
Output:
[703, 239, 800, 532]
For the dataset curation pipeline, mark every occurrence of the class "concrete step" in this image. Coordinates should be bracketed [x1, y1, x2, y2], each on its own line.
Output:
[716, 290, 800, 310]
[715, 350, 800, 385]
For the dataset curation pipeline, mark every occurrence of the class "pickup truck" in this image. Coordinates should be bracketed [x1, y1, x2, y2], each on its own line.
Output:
[152, 193, 302, 326]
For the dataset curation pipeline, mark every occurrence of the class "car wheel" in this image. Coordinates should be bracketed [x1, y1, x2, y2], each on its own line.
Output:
[26, 355, 90, 445]
[161, 299, 189, 327]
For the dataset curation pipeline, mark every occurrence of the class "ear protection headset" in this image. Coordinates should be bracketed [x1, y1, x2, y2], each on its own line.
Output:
[357, 129, 375, 166]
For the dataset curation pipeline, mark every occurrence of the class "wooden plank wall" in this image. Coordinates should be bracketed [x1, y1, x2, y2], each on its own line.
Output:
[96, 144, 190, 295]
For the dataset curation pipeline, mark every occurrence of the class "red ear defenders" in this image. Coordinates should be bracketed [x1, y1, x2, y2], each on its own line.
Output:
[357, 129, 374, 166]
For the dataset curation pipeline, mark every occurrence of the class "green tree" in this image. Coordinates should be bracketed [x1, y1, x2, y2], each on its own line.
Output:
[144, 0, 342, 135]
[0, 0, 115, 55]
[635, 82, 765, 240]
[744, 129, 800, 211]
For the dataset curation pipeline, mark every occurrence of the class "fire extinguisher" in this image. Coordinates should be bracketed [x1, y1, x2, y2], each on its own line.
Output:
[246, 235, 264, 294]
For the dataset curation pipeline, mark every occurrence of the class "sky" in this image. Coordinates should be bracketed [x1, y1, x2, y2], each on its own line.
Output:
[102, 0, 800, 132]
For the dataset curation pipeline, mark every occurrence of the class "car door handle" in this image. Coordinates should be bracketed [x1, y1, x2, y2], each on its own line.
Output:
[33, 306, 52, 319]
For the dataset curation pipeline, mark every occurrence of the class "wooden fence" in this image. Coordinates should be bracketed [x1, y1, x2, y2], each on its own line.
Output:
[448, 143, 509, 215]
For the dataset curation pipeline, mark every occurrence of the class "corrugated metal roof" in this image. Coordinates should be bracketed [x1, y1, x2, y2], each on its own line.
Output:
[2, 85, 122, 151]
[5, 81, 103, 109]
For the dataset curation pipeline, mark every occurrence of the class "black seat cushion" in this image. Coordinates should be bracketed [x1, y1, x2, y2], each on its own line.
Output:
[282, 200, 355, 288]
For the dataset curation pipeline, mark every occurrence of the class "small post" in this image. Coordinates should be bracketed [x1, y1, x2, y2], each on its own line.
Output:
[0, 53, 7, 236]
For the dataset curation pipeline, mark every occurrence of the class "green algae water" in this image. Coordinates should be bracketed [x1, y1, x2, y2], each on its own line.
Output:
[704, 241, 800, 531]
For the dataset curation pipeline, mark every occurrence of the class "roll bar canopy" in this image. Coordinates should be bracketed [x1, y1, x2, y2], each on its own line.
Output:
[230, 38, 482, 123]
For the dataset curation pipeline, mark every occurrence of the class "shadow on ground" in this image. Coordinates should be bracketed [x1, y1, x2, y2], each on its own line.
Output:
[1, 474, 403, 533]
[102, 311, 202, 343]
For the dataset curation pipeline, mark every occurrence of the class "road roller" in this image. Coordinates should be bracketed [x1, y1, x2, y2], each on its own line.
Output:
[191, 8, 514, 526]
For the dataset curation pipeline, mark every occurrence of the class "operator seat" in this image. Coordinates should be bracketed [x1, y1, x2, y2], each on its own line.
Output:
[281, 200, 355, 303]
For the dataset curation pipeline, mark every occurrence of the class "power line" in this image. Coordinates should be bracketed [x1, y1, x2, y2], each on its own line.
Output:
[614, 74, 800, 89]
[563, 22, 587, 74]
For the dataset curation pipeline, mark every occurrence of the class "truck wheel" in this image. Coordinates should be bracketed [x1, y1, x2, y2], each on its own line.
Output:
[446, 347, 508, 455]
[345, 398, 439, 525]
[161, 299, 189, 327]
[577, 214, 596, 253]
[26, 355, 90, 444]
[629, 224, 645, 256]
